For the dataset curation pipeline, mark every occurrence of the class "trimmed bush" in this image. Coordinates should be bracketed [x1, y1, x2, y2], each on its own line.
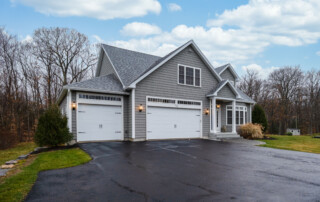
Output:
[34, 105, 72, 147]
[239, 123, 264, 139]
[286, 132, 293, 136]
[252, 104, 268, 132]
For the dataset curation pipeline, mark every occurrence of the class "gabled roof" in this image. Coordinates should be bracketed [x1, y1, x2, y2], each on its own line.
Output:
[128, 40, 222, 88]
[63, 74, 128, 95]
[207, 80, 240, 98]
[99, 44, 161, 87]
[215, 63, 239, 81]
[96, 40, 222, 89]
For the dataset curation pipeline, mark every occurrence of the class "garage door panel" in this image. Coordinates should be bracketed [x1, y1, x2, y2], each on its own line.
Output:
[147, 107, 201, 140]
[77, 104, 123, 141]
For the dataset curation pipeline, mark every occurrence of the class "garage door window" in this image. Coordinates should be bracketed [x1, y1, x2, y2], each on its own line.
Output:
[79, 94, 121, 101]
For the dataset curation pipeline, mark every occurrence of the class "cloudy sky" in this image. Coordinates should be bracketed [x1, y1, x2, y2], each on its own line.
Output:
[1, 0, 320, 76]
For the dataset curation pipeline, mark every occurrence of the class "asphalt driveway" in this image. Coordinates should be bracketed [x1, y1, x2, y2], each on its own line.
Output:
[26, 140, 320, 201]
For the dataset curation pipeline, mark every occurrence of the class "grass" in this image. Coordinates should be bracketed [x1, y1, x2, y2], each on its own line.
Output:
[0, 142, 36, 165]
[260, 135, 320, 154]
[0, 147, 91, 202]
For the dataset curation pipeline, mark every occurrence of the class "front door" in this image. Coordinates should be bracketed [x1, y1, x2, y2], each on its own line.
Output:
[216, 107, 221, 132]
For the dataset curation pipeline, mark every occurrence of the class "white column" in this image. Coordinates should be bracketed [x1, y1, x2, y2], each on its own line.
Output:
[249, 104, 252, 123]
[232, 100, 236, 133]
[131, 89, 136, 139]
[67, 89, 72, 133]
[212, 97, 216, 133]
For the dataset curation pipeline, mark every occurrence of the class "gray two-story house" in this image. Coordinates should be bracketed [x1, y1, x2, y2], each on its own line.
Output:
[58, 40, 255, 143]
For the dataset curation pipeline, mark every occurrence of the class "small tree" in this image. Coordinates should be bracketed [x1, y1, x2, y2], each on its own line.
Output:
[252, 104, 268, 132]
[34, 105, 72, 146]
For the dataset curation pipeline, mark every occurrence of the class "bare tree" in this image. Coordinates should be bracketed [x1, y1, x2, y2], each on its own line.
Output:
[268, 66, 303, 134]
[238, 69, 263, 102]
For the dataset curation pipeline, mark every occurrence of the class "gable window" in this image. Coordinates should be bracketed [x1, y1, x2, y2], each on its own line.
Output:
[226, 105, 247, 125]
[178, 65, 201, 87]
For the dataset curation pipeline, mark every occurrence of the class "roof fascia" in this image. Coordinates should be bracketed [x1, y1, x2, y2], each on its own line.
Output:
[95, 46, 103, 77]
[208, 81, 240, 98]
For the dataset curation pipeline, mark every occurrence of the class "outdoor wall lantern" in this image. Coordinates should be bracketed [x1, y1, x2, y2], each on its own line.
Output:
[72, 101, 76, 111]
[205, 108, 210, 115]
[138, 104, 144, 112]
[216, 104, 221, 109]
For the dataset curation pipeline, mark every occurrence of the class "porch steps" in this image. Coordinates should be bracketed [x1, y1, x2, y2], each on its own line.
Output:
[209, 133, 241, 141]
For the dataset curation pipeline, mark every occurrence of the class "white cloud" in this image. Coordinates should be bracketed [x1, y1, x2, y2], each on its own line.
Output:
[110, 0, 320, 67]
[11, 0, 161, 20]
[316, 51, 320, 56]
[121, 22, 162, 37]
[207, 0, 320, 47]
[242, 64, 279, 79]
[168, 3, 181, 12]
[92, 35, 105, 43]
[21, 35, 33, 43]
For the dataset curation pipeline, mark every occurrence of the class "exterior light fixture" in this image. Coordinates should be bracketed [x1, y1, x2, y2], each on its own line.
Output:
[138, 104, 144, 112]
[216, 104, 221, 109]
[72, 101, 76, 111]
[205, 108, 209, 115]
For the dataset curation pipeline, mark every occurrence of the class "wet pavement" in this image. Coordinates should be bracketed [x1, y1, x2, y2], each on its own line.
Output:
[26, 139, 320, 201]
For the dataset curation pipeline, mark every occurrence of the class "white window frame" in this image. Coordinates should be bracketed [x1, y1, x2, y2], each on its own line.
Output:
[177, 64, 201, 87]
[226, 105, 247, 126]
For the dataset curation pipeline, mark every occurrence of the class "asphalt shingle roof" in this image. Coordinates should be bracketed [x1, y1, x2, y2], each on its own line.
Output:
[215, 64, 229, 74]
[102, 44, 161, 87]
[207, 80, 228, 96]
[65, 74, 126, 94]
[236, 88, 255, 103]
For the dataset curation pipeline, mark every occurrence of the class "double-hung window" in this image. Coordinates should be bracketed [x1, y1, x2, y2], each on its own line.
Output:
[178, 65, 201, 87]
[227, 105, 247, 125]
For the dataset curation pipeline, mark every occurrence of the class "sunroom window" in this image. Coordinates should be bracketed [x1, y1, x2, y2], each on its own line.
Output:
[227, 105, 247, 125]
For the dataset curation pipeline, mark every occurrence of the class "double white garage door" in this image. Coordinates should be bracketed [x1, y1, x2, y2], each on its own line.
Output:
[146, 97, 202, 140]
[76, 94, 202, 141]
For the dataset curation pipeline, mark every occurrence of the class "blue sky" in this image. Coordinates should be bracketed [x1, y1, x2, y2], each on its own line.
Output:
[1, 0, 319, 77]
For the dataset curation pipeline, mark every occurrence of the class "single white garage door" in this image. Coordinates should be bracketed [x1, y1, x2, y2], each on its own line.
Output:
[147, 107, 201, 140]
[77, 104, 123, 142]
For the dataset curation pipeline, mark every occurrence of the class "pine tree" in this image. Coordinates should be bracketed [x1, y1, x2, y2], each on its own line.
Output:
[34, 105, 72, 146]
[252, 104, 268, 132]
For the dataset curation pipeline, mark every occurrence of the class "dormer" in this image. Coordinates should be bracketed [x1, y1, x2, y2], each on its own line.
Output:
[214, 64, 239, 86]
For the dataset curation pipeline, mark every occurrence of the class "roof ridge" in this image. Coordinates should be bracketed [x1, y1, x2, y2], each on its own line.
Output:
[102, 43, 161, 58]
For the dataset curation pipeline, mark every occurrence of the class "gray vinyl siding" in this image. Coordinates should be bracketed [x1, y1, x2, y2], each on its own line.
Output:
[220, 68, 235, 85]
[99, 53, 117, 76]
[71, 91, 77, 141]
[217, 85, 236, 99]
[135, 45, 219, 140]
[59, 95, 67, 115]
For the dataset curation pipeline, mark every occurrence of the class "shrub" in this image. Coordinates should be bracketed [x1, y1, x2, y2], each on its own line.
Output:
[34, 105, 73, 147]
[252, 104, 268, 132]
[286, 132, 293, 136]
[239, 123, 264, 139]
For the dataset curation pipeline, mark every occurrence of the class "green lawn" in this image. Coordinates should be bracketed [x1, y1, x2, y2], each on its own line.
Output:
[260, 135, 320, 154]
[0, 147, 91, 202]
[0, 142, 36, 165]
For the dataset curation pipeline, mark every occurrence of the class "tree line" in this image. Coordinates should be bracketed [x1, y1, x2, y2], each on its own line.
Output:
[239, 67, 320, 135]
[1, 26, 319, 148]
[0, 27, 97, 148]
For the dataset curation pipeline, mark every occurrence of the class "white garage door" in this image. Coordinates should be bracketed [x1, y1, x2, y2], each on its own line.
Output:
[77, 104, 123, 142]
[147, 107, 201, 140]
